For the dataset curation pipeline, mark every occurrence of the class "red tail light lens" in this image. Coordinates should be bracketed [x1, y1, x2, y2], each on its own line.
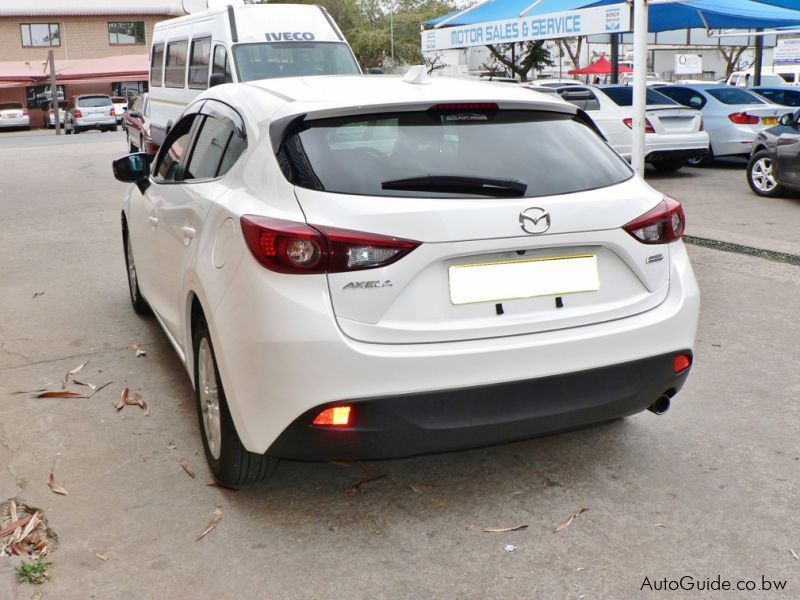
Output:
[728, 112, 759, 125]
[623, 118, 655, 133]
[22, 108, 29, 116]
[73, 109, 82, 119]
[241, 216, 420, 274]
[312, 405, 352, 426]
[623, 196, 685, 244]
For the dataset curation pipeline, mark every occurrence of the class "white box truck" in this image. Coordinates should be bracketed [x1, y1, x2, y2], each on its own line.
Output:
[149, 3, 361, 145]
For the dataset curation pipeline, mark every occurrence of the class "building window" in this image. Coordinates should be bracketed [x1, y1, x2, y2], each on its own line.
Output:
[108, 22, 145, 45]
[20, 23, 60, 47]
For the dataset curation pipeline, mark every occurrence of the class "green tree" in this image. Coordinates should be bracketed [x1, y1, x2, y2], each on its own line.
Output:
[486, 41, 554, 82]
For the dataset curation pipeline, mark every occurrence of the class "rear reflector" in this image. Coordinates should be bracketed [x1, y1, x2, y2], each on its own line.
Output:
[312, 406, 352, 426]
[623, 196, 685, 244]
[673, 354, 692, 373]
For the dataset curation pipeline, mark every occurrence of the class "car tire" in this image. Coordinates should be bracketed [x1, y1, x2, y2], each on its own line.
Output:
[687, 149, 713, 168]
[747, 150, 784, 198]
[651, 159, 684, 173]
[193, 316, 277, 488]
[73, 124, 80, 135]
[123, 229, 151, 316]
[111, 125, 118, 132]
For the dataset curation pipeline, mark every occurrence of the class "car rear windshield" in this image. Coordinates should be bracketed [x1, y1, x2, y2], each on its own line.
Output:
[111, 96, 126, 103]
[278, 110, 632, 198]
[706, 88, 764, 105]
[0, 103, 23, 110]
[77, 96, 112, 107]
[602, 87, 678, 106]
[233, 42, 359, 81]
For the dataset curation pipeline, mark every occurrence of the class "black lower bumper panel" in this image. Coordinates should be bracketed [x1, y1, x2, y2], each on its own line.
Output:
[268, 351, 693, 461]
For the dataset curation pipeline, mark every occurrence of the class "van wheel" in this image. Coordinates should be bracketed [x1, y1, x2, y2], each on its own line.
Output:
[193, 317, 277, 488]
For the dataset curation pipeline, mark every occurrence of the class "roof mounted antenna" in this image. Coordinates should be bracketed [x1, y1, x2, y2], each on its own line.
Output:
[403, 65, 431, 85]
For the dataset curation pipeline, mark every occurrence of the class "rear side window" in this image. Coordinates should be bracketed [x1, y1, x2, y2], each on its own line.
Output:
[184, 115, 245, 179]
[706, 88, 764, 105]
[165, 40, 188, 88]
[150, 44, 164, 87]
[189, 37, 211, 90]
[602, 87, 678, 107]
[278, 110, 632, 198]
[78, 96, 112, 107]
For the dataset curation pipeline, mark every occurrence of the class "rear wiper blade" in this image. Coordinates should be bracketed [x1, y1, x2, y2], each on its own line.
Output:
[381, 175, 527, 197]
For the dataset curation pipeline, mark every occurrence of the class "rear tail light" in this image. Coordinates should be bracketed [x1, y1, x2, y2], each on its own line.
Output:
[623, 196, 685, 244]
[110, 108, 116, 117]
[623, 118, 655, 133]
[73, 109, 82, 119]
[673, 354, 692, 373]
[312, 405, 352, 427]
[240, 215, 420, 274]
[699, 118, 704, 131]
[728, 112, 759, 125]
[22, 108, 29, 116]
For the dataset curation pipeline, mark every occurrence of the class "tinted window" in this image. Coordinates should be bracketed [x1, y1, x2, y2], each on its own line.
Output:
[758, 89, 800, 107]
[165, 40, 188, 88]
[558, 89, 600, 111]
[602, 87, 678, 106]
[212, 45, 233, 83]
[232, 42, 359, 81]
[279, 110, 631, 198]
[155, 116, 197, 182]
[151, 44, 164, 87]
[189, 37, 211, 90]
[77, 96, 112, 107]
[706, 88, 764, 105]
[185, 116, 244, 179]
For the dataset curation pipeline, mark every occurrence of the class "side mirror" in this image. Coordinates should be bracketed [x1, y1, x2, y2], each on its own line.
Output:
[780, 112, 796, 127]
[209, 73, 226, 88]
[113, 153, 151, 192]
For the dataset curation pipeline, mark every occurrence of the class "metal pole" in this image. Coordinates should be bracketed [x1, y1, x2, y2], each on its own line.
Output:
[631, 0, 648, 176]
[48, 49, 60, 136]
[610, 33, 619, 84]
[390, 6, 394, 62]
[754, 29, 764, 87]
[511, 43, 516, 79]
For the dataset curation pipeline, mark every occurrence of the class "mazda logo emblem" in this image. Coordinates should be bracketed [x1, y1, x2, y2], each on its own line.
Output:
[519, 207, 551, 234]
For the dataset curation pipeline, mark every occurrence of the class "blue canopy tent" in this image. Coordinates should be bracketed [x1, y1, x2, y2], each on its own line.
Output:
[423, 0, 800, 174]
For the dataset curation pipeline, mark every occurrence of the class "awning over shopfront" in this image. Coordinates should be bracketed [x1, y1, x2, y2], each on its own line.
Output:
[0, 54, 148, 90]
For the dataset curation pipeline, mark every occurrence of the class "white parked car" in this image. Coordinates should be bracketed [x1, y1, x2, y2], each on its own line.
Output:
[555, 84, 709, 172]
[0, 102, 30, 130]
[113, 72, 700, 487]
[111, 96, 128, 124]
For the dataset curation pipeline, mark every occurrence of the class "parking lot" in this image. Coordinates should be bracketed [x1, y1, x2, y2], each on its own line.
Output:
[0, 129, 798, 599]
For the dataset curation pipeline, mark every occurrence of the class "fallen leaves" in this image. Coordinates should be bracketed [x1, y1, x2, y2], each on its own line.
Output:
[0, 501, 52, 559]
[32, 291, 45, 299]
[130, 344, 147, 357]
[484, 524, 529, 533]
[116, 387, 149, 415]
[180, 458, 196, 479]
[554, 507, 589, 533]
[47, 473, 68, 496]
[96, 553, 109, 561]
[36, 390, 87, 399]
[791, 548, 799, 561]
[62, 360, 88, 389]
[196, 508, 222, 541]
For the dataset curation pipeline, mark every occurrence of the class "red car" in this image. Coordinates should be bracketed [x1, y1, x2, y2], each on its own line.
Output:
[123, 94, 157, 155]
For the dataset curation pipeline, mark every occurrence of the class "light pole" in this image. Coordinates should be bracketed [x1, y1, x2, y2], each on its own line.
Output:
[390, 2, 396, 63]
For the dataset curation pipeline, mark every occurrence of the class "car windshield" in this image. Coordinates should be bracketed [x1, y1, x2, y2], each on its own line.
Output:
[232, 42, 359, 80]
[78, 96, 112, 107]
[0, 103, 23, 110]
[602, 87, 679, 106]
[279, 110, 632, 198]
[706, 88, 765, 105]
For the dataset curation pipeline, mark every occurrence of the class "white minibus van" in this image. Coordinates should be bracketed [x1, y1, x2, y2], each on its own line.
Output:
[149, 3, 361, 145]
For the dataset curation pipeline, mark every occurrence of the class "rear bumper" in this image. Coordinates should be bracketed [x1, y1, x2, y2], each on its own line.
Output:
[269, 351, 692, 460]
[646, 148, 708, 162]
[75, 117, 116, 129]
[0, 117, 30, 128]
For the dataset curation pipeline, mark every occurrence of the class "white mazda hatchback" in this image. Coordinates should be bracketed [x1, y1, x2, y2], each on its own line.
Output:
[113, 70, 700, 487]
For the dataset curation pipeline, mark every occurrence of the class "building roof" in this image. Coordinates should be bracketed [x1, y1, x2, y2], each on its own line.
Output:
[0, 0, 187, 17]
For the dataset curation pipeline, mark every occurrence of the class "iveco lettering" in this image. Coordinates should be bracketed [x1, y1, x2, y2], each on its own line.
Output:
[113, 68, 699, 487]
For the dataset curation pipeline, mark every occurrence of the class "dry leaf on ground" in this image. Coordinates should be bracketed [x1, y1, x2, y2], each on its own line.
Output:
[345, 474, 386, 496]
[180, 458, 196, 479]
[73, 379, 97, 391]
[88, 381, 113, 398]
[791, 549, 799, 561]
[408, 483, 421, 493]
[196, 508, 222, 541]
[0, 515, 32, 539]
[484, 524, 529, 533]
[12, 388, 47, 395]
[32, 292, 45, 299]
[116, 388, 129, 411]
[47, 473, 68, 496]
[62, 360, 89, 388]
[36, 390, 87, 399]
[554, 507, 589, 533]
[96, 553, 109, 561]
[131, 344, 147, 357]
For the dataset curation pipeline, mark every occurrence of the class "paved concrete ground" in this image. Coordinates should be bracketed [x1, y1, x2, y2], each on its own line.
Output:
[0, 132, 798, 599]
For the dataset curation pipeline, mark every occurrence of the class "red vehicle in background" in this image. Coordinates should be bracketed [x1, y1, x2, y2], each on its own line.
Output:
[122, 93, 156, 155]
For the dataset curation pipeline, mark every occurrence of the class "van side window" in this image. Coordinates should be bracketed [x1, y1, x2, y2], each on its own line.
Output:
[189, 37, 211, 90]
[150, 44, 164, 87]
[165, 40, 188, 88]
[185, 115, 246, 179]
[212, 45, 233, 84]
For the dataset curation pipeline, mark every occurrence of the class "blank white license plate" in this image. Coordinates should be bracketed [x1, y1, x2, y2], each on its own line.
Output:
[448, 254, 599, 305]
